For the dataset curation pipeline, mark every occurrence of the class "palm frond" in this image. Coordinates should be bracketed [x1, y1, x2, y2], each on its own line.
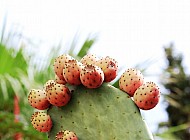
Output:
[0, 76, 9, 100]
[77, 36, 96, 58]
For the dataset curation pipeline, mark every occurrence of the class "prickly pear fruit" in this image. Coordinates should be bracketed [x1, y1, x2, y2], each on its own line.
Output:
[46, 83, 71, 107]
[28, 89, 50, 110]
[119, 68, 144, 97]
[80, 54, 98, 65]
[43, 80, 56, 92]
[96, 56, 118, 82]
[133, 82, 160, 110]
[80, 65, 104, 88]
[55, 130, 78, 140]
[31, 112, 52, 132]
[63, 59, 83, 85]
[53, 54, 74, 81]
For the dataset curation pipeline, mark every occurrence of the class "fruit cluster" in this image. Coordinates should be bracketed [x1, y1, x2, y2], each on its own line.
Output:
[28, 53, 160, 139]
[119, 68, 160, 110]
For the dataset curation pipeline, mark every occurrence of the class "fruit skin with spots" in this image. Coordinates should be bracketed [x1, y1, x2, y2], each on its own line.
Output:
[80, 54, 98, 65]
[53, 54, 74, 81]
[46, 83, 71, 107]
[133, 82, 160, 110]
[28, 89, 50, 110]
[63, 59, 83, 85]
[55, 130, 78, 140]
[55, 74, 67, 84]
[31, 111, 52, 132]
[119, 68, 144, 97]
[43, 80, 56, 93]
[80, 64, 104, 88]
[96, 56, 118, 82]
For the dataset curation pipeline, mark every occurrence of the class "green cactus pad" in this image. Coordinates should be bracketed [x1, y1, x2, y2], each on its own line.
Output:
[48, 83, 153, 140]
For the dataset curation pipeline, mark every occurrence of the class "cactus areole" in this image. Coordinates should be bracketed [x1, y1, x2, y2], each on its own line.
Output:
[47, 83, 153, 140]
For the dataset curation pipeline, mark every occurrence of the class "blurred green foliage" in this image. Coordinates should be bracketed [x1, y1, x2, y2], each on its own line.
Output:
[157, 44, 190, 140]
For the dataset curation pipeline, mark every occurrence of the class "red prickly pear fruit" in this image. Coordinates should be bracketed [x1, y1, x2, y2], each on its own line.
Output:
[55, 74, 67, 85]
[43, 80, 56, 93]
[53, 54, 74, 81]
[119, 68, 144, 97]
[63, 59, 84, 85]
[28, 89, 50, 110]
[46, 83, 71, 107]
[80, 54, 99, 65]
[96, 56, 118, 82]
[133, 82, 160, 110]
[80, 64, 104, 89]
[55, 130, 78, 140]
[31, 111, 52, 132]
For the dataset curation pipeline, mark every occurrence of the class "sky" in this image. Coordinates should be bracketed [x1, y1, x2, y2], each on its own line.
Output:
[1, 0, 190, 134]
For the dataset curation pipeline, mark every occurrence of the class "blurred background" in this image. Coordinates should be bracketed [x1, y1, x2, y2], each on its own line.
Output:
[0, 0, 190, 139]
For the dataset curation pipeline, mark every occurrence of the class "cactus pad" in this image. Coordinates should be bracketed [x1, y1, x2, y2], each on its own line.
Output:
[48, 83, 153, 139]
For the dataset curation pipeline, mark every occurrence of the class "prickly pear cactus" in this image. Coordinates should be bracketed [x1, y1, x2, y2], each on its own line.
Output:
[47, 83, 153, 140]
[28, 54, 159, 139]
